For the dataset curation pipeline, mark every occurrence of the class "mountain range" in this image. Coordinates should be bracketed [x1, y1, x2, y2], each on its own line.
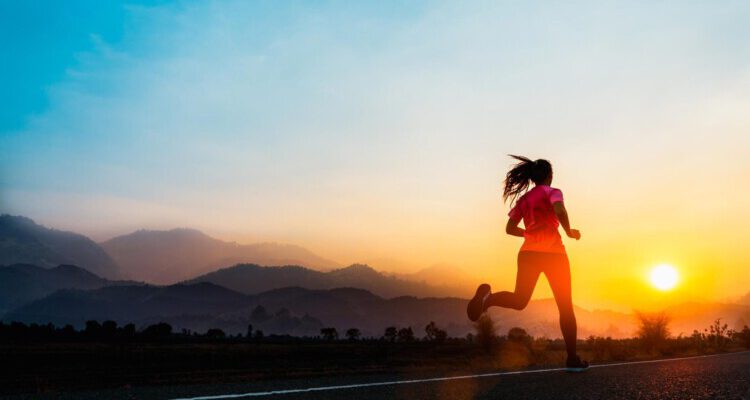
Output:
[0, 215, 120, 279]
[0, 263, 112, 315]
[187, 263, 461, 298]
[2, 215, 749, 339]
[4, 263, 749, 339]
[0, 215, 345, 285]
[0, 215, 470, 296]
[100, 228, 340, 283]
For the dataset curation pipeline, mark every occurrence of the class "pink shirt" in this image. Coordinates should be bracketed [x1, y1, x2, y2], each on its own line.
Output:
[508, 185, 566, 254]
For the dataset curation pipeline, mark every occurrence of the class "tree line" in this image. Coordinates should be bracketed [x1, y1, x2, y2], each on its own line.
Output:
[0, 320, 450, 344]
[2, 314, 748, 356]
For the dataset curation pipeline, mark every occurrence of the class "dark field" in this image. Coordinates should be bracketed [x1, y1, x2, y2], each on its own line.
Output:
[1, 341, 523, 396]
[2, 339, 747, 398]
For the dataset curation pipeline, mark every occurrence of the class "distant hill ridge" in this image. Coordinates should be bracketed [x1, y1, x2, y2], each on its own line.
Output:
[0, 215, 120, 279]
[0, 216, 469, 294]
[3, 281, 251, 328]
[100, 228, 341, 284]
[186, 262, 462, 298]
[0, 263, 133, 314]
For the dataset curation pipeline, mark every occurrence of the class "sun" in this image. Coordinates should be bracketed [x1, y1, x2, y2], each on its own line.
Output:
[649, 264, 679, 291]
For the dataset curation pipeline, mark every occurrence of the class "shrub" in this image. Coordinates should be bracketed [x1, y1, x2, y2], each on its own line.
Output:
[84, 320, 101, 338]
[383, 326, 398, 342]
[424, 321, 447, 343]
[636, 311, 670, 354]
[121, 323, 136, 338]
[345, 328, 361, 341]
[142, 323, 173, 340]
[397, 327, 415, 342]
[320, 327, 339, 341]
[586, 336, 633, 361]
[206, 328, 226, 340]
[507, 327, 532, 347]
[733, 325, 750, 349]
[707, 319, 730, 349]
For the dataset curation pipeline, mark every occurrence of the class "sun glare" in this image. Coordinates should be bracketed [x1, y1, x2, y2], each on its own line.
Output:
[649, 264, 679, 291]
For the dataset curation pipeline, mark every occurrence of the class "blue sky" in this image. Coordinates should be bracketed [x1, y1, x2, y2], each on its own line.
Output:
[1, 1, 750, 306]
[1, 1, 134, 130]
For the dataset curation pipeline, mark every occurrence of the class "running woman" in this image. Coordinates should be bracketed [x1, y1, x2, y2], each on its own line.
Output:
[467, 155, 589, 372]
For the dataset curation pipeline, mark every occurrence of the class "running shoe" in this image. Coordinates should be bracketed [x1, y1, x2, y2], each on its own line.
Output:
[565, 355, 590, 372]
[467, 283, 491, 322]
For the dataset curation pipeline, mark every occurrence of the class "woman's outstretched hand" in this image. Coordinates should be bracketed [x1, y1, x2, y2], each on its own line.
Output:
[567, 229, 581, 240]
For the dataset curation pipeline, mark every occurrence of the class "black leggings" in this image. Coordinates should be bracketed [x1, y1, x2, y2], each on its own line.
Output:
[485, 251, 578, 358]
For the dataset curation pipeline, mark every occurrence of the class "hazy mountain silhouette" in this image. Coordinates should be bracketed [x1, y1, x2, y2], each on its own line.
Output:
[4, 274, 749, 339]
[0, 215, 120, 279]
[187, 263, 460, 298]
[4, 281, 323, 336]
[738, 291, 750, 306]
[664, 301, 750, 336]
[4, 281, 631, 338]
[100, 228, 340, 284]
[4, 282, 251, 327]
[0, 264, 114, 314]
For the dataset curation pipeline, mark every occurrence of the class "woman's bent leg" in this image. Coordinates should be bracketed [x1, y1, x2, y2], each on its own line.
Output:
[485, 251, 542, 311]
[545, 253, 577, 359]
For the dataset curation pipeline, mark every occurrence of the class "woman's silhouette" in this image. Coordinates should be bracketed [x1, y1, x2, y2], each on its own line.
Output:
[467, 155, 589, 371]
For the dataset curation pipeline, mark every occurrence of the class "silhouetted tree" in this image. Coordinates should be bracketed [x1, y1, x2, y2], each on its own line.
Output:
[121, 323, 136, 338]
[142, 323, 173, 340]
[5, 322, 29, 341]
[507, 327, 532, 347]
[85, 320, 101, 339]
[246, 324, 254, 339]
[253, 330, 264, 341]
[383, 326, 398, 342]
[424, 321, 447, 343]
[397, 327, 414, 342]
[206, 328, 226, 340]
[320, 327, 339, 341]
[345, 328, 361, 341]
[101, 320, 117, 339]
[60, 324, 76, 340]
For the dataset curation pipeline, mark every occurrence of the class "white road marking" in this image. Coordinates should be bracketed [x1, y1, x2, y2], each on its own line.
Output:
[170, 350, 748, 400]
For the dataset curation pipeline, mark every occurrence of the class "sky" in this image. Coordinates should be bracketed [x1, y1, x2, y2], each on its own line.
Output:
[2, 1, 749, 312]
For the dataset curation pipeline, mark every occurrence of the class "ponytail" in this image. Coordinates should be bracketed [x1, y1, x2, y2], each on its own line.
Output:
[502, 155, 552, 204]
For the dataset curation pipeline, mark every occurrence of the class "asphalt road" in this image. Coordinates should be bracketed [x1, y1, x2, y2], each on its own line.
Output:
[12, 351, 750, 400]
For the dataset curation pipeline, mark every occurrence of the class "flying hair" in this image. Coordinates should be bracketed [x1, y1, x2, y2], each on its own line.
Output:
[502, 154, 553, 205]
